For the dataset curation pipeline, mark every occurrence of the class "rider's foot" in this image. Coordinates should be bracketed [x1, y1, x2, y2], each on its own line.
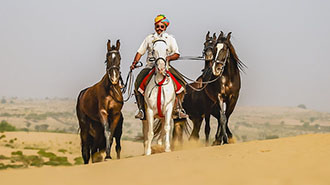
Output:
[173, 109, 188, 119]
[135, 109, 145, 120]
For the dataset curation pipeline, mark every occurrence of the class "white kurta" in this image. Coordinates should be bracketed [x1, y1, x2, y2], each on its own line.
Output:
[137, 32, 180, 68]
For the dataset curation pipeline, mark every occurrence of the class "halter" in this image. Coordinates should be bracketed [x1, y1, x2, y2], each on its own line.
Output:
[213, 47, 230, 76]
[202, 39, 216, 59]
[152, 39, 169, 77]
[105, 49, 121, 85]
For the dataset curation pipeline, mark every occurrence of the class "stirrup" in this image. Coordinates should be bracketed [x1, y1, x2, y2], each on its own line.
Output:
[173, 108, 188, 119]
[134, 109, 145, 120]
[178, 109, 188, 119]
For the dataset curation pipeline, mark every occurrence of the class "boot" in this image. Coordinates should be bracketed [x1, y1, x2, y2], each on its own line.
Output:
[173, 97, 188, 119]
[134, 91, 145, 120]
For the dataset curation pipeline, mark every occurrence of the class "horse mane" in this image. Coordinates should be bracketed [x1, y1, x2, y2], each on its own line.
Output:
[227, 39, 247, 73]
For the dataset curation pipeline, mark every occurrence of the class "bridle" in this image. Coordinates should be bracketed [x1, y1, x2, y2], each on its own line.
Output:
[183, 42, 230, 92]
[202, 39, 216, 59]
[106, 50, 121, 81]
[212, 42, 230, 77]
[151, 39, 169, 77]
[104, 50, 123, 104]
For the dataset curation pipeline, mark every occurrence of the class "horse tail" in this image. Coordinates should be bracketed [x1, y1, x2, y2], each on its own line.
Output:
[182, 118, 192, 137]
[174, 118, 191, 137]
[76, 88, 89, 129]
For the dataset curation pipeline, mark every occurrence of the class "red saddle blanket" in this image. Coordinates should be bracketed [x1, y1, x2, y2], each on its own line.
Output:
[138, 68, 183, 117]
[138, 68, 184, 95]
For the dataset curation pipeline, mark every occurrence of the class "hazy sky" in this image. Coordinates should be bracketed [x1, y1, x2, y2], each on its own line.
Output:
[0, 0, 329, 112]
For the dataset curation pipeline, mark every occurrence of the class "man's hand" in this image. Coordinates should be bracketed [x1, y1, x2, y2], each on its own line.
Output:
[130, 63, 136, 70]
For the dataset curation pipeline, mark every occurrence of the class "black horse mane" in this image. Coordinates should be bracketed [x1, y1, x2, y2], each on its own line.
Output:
[227, 39, 246, 73]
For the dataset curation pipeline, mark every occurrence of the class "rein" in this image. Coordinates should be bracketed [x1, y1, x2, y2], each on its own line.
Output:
[121, 61, 143, 102]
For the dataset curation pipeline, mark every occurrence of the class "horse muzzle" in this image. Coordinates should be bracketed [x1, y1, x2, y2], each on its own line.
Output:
[212, 61, 224, 76]
[205, 50, 214, 61]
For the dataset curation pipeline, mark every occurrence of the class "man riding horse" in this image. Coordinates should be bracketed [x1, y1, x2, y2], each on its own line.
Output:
[130, 14, 187, 120]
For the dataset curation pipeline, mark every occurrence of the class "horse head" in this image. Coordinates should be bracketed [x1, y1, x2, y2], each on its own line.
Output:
[212, 31, 230, 76]
[203, 31, 217, 62]
[105, 39, 121, 85]
[152, 39, 168, 77]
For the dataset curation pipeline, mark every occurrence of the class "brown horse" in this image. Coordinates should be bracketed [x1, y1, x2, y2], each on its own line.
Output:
[76, 39, 124, 164]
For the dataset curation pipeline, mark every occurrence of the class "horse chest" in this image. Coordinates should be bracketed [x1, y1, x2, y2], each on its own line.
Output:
[104, 96, 122, 110]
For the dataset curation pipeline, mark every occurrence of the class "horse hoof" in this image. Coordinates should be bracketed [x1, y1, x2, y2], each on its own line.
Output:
[212, 140, 222, 146]
[228, 137, 236, 144]
[104, 156, 112, 160]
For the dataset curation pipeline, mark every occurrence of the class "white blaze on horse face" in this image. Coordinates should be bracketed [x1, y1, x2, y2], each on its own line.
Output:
[212, 43, 225, 76]
[215, 43, 224, 59]
[112, 69, 118, 84]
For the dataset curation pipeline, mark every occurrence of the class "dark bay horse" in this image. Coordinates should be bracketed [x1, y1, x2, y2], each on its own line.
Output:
[172, 32, 222, 146]
[174, 31, 245, 145]
[76, 39, 124, 164]
[207, 32, 245, 145]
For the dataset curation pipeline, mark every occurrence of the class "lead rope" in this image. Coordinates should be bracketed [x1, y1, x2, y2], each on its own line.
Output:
[121, 61, 143, 102]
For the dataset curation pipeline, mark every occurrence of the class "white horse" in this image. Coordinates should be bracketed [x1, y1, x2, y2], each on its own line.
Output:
[142, 39, 176, 155]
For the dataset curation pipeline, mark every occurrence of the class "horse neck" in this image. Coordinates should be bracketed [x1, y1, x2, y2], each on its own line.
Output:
[224, 56, 240, 80]
[101, 72, 119, 91]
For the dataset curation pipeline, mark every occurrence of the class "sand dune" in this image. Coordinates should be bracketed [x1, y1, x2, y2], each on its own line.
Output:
[1, 133, 330, 185]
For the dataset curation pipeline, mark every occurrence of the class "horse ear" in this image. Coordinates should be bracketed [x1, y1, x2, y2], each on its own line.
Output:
[206, 31, 210, 40]
[227, 32, 232, 41]
[218, 31, 224, 41]
[116, 39, 120, 50]
[107, 40, 111, 52]
[212, 33, 217, 41]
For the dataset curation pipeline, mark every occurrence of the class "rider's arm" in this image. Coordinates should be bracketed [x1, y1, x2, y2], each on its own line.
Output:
[130, 52, 142, 70]
[166, 53, 180, 62]
[167, 36, 180, 62]
[131, 36, 150, 70]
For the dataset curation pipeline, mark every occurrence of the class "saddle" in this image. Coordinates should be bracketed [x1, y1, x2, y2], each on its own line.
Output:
[138, 67, 183, 95]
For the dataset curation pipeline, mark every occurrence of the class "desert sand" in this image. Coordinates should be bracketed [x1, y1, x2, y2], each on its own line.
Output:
[1, 133, 330, 185]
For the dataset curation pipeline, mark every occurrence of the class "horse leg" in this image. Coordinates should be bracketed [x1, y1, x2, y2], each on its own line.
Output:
[77, 110, 92, 164]
[224, 95, 238, 143]
[172, 118, 184, 150]
[105, 112, 122, 160]
[189, 117, 203, 141]
[142, 120, 148, 150]
[145, 108, 154, 155]
[80, 126, 92, 164]
[164, 106, 173, 153]
[99, 109, 114, 160]
[114, 113, 123, 159]
[157, 119, 165, 146]
[212, 107, 222, 145]
[204, 114, 211, 145]
[214, 95, 228, 145]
